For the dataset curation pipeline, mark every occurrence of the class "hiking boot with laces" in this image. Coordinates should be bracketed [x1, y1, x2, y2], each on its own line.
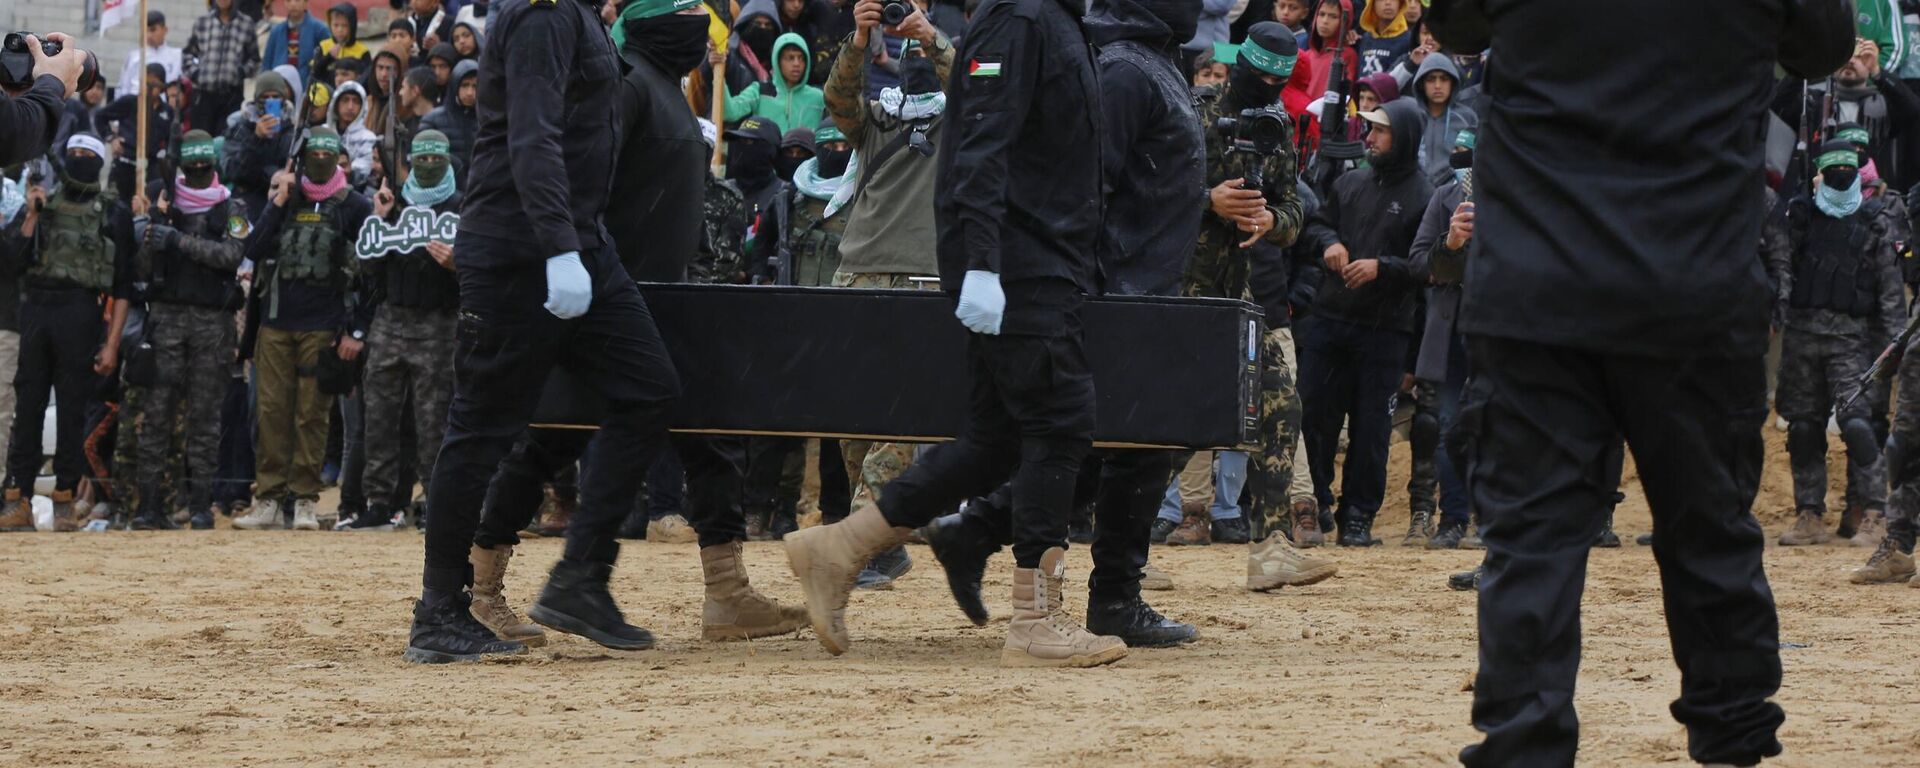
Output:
[1002, 548, 1127, 668]
[1140, 562, 1174, 591]
[1148, 516, 1177, 544]
[1, 489, 35, 531]
[646, 514, 698, 544]
[1401, 508, 1434, 547]
[404, 589, 529, 664]
[528, 559, 655, 651]
[1427, 520, 1467, 550]
[1779, 507, 1832, 546]
[1165, 505, 1211, 546]
[532, 490, 574, 538]
[1247, 534, 1339, 591]
[50, 489, 81, 532]
[1290, 500, 1325, 548]
[1211, 516, 1251, 544]
[1085, 594, 1196, 648]
[700, 541, 807, 641]
[1851, 510, 1889, 549]
[469, 545, 548, 647]
[1849, 539, 1916, 584]
[292, 499, 321, 531]
[233, 498, 281, 530]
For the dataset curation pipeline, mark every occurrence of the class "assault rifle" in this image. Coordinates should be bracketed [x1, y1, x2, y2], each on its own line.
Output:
[1846, 304, 1920, 410]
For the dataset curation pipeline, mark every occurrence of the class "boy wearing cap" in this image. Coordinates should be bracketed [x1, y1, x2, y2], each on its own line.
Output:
[233, 125, 372, 532]
[0, 134, 136, 532]
[125, 130, 250, 530]
[1772, 141, 1906, 549]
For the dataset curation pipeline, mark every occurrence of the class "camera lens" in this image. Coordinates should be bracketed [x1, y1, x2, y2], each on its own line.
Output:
[882, 1, 910, 26]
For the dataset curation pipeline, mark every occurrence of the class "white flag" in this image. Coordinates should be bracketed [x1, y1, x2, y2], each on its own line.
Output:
[99, 0, 137, 33]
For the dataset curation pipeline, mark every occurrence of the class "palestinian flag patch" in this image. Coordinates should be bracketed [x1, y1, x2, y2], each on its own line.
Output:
[969, 59, 1002, 78]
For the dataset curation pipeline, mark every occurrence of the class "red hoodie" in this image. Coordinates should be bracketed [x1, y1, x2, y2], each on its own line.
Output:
[1290, 0, 1356, 150]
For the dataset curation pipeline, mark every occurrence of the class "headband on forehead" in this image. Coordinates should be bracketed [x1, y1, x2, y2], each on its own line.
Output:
[66, 134, 108, 159]
[1836, 126, 1872, 146]
[180, 140, 217, 163]
[305, 132, 343, 155]
[1238, 38, 1298, 78]
[411, 137, 451, 158]
[1817, 148, 1860, 171]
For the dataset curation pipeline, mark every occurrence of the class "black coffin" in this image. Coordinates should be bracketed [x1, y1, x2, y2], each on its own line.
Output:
[532, 284, 1263, 450]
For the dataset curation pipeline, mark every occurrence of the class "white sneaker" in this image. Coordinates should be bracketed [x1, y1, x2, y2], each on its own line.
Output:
[292, 499, 321, 531]
[232, 499, 283, 530]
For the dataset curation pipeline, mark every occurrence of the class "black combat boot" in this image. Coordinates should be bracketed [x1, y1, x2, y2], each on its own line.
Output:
[130, 493, 177, 531]
[1085, 594, 1198, 648]
[1593, 510, 1621, 548]
[404, 588, 528, 663]
[1336, 508, 1380, 547]
[527, 560, 656, 650]
[1448, 565, 1484, 592]
[923, 510, 999, 626]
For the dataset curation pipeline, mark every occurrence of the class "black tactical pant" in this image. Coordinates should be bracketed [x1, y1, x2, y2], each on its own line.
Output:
[876, 301, 1095, 568]
[474, 430, 748, 550]
[963, 449, 1176, 602]
[1776, 328, 1887, 512]
[422, 240, 678, 594]
[1883, 341, 1920, 554]
[1457, 337, 1783, 768]
[743, 437, 851, 524]
[5, 289, 104, 495]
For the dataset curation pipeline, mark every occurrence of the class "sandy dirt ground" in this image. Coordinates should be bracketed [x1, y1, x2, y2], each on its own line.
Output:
[2, 430, 1918, 767]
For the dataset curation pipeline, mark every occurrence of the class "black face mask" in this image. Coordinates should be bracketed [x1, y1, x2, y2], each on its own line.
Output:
[63, 155, 104, 187]
[1824, 167, 1860, 190]
[1141, 0, 1202, 47]
[776, 152, 810, 182]
[182, 163, 216, 188]
[900, 55, 940, 96]
[627, 13, 711, 75]
[741, 23, 778, 66]
[727, 140, 776, 188]
[1224, 62, 1282, 111]
[817, 147, 852, 178]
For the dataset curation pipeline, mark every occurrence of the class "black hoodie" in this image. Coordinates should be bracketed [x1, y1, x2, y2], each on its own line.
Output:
[1084, 0, 1204, 297]
[1301, 97, 1433, 332]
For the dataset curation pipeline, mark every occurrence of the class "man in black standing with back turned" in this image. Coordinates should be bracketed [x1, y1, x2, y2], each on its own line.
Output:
[1425, 1, 1853, 765]
[404, 0, 682, 663]
[784, 0, 1124, 667]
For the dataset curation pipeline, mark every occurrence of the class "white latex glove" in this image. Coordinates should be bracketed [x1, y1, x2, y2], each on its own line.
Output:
[955, 270, 1005, 335]
[544, 251, 592, 319]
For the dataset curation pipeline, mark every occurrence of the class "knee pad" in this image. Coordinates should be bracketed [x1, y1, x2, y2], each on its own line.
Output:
[1887, 434, 1915, 481]
[1786, 420, 1827, 461]
[1841, 418, 1883, 464]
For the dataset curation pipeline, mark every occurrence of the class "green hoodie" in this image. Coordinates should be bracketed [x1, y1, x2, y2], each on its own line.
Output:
[725, 32, 825, 135]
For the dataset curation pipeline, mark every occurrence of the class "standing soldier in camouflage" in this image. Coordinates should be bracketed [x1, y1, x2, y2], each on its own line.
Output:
[234, 126, 372, 532]
[1772, 140, 1906, 547]
[1837, 122, 1906, 548]
[1177, 23, 1335, 585]
[818, 0, 954, 586]
[337, 130, 461, 531]
[1856, 309, 1920, 585]
[127, 129, 249, 530]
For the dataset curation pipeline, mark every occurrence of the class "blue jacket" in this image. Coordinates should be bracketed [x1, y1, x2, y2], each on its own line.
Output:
[261, 14, 332, 85]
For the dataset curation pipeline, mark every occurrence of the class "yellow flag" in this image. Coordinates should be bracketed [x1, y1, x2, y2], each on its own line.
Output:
[708, 4, 730, 50]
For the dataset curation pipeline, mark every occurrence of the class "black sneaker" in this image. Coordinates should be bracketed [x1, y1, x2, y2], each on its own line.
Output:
[1336, 510, 1381, 547]
[869, 545, 913, 580]
[335, 506, 397, 532]
[1211, 516, 1251, 544]
[1086, 595, 1198, 648]
[616, 508, 648, 540]
[189, 510, 215, 530]
[527, 560, 655, 651]
[1448, 566, 1484, 592]
[924, 512, 998, 626]
[1427, 521, 1466, 550]
[1149, 517, 1178, 544]
[130, 505, 179, 531]
[1635, 532, 1655, 546]
[404, 591, 528, 663]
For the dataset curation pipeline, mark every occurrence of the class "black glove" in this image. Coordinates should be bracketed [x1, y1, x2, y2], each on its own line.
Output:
[132, 216, 181, 251]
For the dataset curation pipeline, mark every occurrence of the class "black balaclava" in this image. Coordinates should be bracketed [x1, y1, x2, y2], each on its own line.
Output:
[818, 145, 852, 177]
[741, 19, 779, 67]
[727, 139, 777, 189]
[900, 54, 940, 96]
[776, 150, 811, 182]
[1224, 22, 1297, 111]
[625, 13, 710, 75]
[63, 153, 105, 192]
[1819, 139, 1861, 190]
[1141, 0, 1201, 49]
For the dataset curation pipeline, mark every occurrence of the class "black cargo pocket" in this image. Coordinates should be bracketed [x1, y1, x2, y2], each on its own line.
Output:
[453, 310, 530, 407]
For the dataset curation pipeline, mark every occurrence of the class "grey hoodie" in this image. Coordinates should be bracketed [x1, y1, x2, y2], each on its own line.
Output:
[1404, 54, 1477, 187]
[329, 80, 379, 185]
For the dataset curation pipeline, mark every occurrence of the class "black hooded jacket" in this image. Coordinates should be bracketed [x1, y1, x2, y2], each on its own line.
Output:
[1301, 97, 1433, 333]
[1085, 0, 1205, 298]
[608, 41, 707, 282]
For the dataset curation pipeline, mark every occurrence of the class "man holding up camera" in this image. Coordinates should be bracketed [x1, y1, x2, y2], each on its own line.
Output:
[1, 32, 94, 167]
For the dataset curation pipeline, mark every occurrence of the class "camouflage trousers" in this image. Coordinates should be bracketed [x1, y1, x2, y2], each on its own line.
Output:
[1776, 328, 1887, 510]
[1884, 340, 1920, 552]
[833, 271, 938, 516]
[1171, 325, 1301, 539]
[136, 304, 236, 515]
[362, 305, 456, 511]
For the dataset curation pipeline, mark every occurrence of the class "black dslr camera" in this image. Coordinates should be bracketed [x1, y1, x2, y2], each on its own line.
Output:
[1214, 104, 1291, 190]
[881, 0, 913, 26]
[0, 32, 100, 92]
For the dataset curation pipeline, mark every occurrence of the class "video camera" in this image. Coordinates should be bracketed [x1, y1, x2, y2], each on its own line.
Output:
[1214, 104, 1291, 190]
[882, 0, 914, 26]
[0, 32, 99, 92]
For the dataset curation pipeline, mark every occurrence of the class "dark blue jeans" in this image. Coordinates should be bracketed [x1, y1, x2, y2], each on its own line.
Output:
[1296, 316, 1412, 518]
[1433, 333, 1471, 527]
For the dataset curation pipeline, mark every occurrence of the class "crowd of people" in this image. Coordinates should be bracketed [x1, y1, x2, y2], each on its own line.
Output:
[3, 0, 1918, 576]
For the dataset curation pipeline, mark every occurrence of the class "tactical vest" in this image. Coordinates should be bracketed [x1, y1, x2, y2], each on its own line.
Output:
[1790, 204, 1880, 318]
[693, 176, 746, 284]
[385, 197, 461, 310]
[784, 193, 846, 287]
[31, 188, 117, 291]
[275, 197, 343, 285]
[149, 201, 241, 309]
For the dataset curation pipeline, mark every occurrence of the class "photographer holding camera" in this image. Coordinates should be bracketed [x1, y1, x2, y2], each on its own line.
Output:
[1, 32, 96, 167]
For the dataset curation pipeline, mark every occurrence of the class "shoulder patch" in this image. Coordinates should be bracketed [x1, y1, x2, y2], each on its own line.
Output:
[967, 58, 1002, 78]
[228, 215, 251, 239]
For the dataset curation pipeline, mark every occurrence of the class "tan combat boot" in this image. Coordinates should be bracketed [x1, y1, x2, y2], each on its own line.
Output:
[1247, 534, 1339, 592]
[0, 489, 33, 531]
[1165, 504, 1211, 546]
[701, 541, 807, 641]
[469, 545, 548, 647]
[1850, 539, 1916, 584]
[1140, 561, 1174, 591]
[1779, 508, 1832, 546]
[50, 489, 81, 532]
[1851, 510, 1889, 548]
[1002, 548, 1126, 668]
[783, 506, 909, 655]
